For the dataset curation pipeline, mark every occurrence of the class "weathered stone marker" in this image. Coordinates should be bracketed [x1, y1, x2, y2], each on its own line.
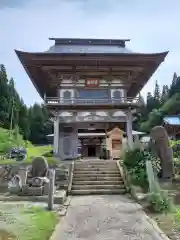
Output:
[48, 169, 55, 211]
[150, 126, 174, 180]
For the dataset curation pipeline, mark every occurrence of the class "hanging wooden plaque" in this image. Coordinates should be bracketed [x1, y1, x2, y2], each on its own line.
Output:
[85, 79, 99, 88]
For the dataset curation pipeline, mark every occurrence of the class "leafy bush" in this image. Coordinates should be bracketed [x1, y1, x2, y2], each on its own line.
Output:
[171, 140, 180, 158]
[123, 147, 160, 190]
[174, 207, 180, 224]
[148, 191, 172, 213]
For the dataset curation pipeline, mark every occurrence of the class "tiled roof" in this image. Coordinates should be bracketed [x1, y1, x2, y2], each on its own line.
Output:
[46, 44, 133, 54]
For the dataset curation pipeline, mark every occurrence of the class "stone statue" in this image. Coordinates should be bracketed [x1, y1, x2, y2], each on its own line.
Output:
[150, 126, 174, 180]
[8, 174, 22, 194]
[27, 156, 50, 194]
[30, 156, 48, 178]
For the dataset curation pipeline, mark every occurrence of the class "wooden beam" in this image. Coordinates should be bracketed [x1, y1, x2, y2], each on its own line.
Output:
[29, 53, 166, 63]
[42, 65, 144, 72]
[44, 70, 135, 77]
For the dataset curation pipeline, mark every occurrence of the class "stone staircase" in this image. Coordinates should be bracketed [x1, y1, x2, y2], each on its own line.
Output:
[70, 160, 126, 195]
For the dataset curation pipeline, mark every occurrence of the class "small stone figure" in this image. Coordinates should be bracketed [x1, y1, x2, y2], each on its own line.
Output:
[8, 174, 22, 194]
[150, 126, 174, 180]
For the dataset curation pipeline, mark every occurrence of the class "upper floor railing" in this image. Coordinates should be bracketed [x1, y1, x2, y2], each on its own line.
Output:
[44, 97, 140, 106]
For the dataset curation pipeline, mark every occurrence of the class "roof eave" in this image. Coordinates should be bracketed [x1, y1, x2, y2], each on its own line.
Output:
[127, 51, 168, 97]
[14, 50, 169, 58]
[15, 50, 44, 98]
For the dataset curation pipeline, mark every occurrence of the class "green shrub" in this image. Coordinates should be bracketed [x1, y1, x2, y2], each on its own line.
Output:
[148, 191, 172, 213]
[123, 147, 160, 190]
[175, 207, 180, 224]
[170, 140, 180, 158]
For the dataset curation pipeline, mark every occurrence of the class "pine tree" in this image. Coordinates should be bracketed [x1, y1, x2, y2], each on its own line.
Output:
[0, 65, 10, 128]
[161, 85, 169, 103]
[172, 72, 178, 85]
[169, 72, 178, 97]
[147, 92, 155, 112]
[28, 104, 52, 144]
[0, 63, 52, 144]
[133, 94, 147, 129]
[154, 80, 161, 100]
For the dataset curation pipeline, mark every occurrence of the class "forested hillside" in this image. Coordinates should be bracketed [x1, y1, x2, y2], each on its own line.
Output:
[0, 64, 52, 144]
[134, 72, 180, 132]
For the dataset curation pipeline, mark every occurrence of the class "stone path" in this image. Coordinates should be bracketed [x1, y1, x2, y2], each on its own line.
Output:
[51, 195, 169, 240]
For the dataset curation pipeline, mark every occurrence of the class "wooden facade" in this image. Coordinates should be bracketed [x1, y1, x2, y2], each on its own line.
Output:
[15, 38, 168, 160]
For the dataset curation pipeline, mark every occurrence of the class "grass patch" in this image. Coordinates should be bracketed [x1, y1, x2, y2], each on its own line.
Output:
[0, 145, 59, 166]
[146, 206, 180, 239]
[0, 127, 32, 154]
[20, 206, 58, 240]
[149, 211, 176, 238]
[0, 203, 58, 240]
[0, 126, 57, 166]
[27, 145, 52, 158]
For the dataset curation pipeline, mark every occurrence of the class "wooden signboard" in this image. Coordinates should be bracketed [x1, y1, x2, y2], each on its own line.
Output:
[85, 79, 99, 88]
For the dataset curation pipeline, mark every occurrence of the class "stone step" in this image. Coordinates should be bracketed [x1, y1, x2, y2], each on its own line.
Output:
[75, 160, 114, 163]
[72, 184, 125, 190]
[70, 189, 126, 195]
[73, 180, 124, 185]
[73, 174, 122, 181]
[74, 162, 117, 166]
[73, 172, 120, 177]
[74, 166, 118, 170]
[75, 163, 117, 166]
[74, 169, 120, 174]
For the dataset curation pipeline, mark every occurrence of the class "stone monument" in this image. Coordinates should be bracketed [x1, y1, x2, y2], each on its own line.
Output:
[21, 156, 50, 196]
[150, 126, 174, 180]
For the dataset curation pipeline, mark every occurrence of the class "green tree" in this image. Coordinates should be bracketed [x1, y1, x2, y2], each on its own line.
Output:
[169, 72, 179, 97]
[0, 65, 11, 128]
[153, 80, 161, 109]
[28, 104, 52, 144]
[133, 94, 147, 130]
[161, 85, 169, 104]
[0, 63, 53, 145]
[154, 80, 161, 100]
[146, 92, 155, 113]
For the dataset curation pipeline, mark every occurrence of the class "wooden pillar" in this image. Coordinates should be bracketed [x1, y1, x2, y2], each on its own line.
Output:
[53, 117, 59, 155]
[126, 109, 133, 149]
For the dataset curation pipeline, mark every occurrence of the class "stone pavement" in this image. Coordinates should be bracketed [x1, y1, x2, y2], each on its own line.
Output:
[51, 195, 169, 240]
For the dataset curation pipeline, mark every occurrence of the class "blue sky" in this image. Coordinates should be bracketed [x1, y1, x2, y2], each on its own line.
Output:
[0, 0, 179, 106]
